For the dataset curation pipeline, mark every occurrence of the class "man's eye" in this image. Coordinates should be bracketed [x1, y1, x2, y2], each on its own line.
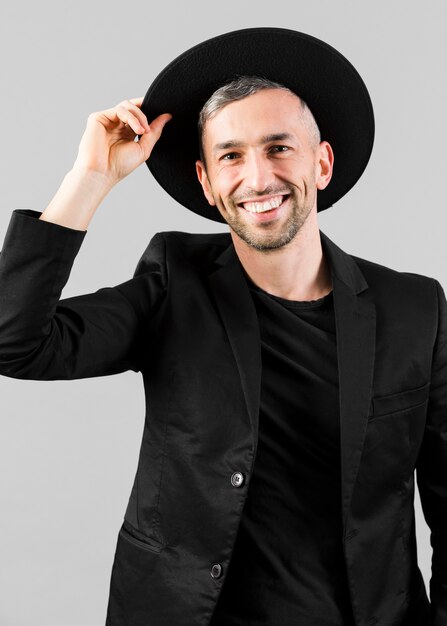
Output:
[270, 145, 289, 153]
[221, 152, 239, 161]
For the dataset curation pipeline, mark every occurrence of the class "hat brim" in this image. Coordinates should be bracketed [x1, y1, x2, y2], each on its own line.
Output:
[141, 27, 375, 223]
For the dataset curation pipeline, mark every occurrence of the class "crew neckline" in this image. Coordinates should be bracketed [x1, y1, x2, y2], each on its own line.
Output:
[246, 276, 333, 308]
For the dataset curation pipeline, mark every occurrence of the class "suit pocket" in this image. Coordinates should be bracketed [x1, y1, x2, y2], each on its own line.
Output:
[119, 520, 163, 554]
[369, 381, 430, 419]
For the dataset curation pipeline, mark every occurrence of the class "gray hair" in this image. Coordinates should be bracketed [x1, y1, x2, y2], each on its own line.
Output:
[197, 75, 321, 164]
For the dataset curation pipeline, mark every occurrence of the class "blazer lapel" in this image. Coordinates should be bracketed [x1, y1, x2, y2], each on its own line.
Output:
[207, 244, 262, 451]
[207, 230, 376, 529]
[320, 231, 377, 528]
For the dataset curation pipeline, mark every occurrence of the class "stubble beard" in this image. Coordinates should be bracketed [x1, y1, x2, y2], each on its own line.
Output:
[220, 188, 315, 252]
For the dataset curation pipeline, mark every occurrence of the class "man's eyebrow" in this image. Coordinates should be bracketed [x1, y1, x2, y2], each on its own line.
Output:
[260, 132, 293, 144]
[212, 140, 244, 153]
[212, 133, 294, 154]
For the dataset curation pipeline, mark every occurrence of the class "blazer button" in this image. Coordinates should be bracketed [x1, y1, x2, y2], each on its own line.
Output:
[231, 472, 244, 487]
[210, 563, 223, 579]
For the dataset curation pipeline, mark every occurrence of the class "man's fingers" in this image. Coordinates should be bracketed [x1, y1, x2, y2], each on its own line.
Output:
[129, 96, 144, 106]
[90, 98, 172, 160]
[108, 102, 146, 133]
[138, 113, 172, 155]
[148, 112, 173, 133]
[122, 99, 172, 134]
[140, 112, 172, 136]
[94, 98, 170, 137]
[122, 100, 152, 131]
[95, 99, 148, 134]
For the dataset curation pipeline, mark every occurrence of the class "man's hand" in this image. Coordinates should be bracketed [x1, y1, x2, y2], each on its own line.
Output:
[39, 98, 172, 231]
[73, 97, 172, 185]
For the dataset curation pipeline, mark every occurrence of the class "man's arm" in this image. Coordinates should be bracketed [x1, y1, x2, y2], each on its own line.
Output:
[0, 209, 167, 380]
[416, 278, 447, 626]
[0, 97, 171, 380]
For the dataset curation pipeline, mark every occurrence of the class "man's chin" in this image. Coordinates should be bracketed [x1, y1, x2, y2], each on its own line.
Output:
[228, 219, 302, 252]
[217, 197, 311, 250]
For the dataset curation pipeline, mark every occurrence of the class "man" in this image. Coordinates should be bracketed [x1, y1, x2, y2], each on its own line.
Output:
[0, 27, 445, 626]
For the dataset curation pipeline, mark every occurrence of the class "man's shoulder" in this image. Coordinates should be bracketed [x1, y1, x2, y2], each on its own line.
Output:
[350, 252, 434, 288]
[337, 252, 441, 333]
[347, 251, 438, 315]
[321, 229, 437, 298]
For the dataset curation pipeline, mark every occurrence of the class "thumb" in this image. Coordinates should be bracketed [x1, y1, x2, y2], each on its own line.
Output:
[138, 113, 173, 158]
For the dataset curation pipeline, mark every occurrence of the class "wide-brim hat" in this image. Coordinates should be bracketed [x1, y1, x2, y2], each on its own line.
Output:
[141, 27, 375, 223]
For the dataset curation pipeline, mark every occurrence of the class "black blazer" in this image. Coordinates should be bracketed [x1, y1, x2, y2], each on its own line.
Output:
[0, 209, 446, 626]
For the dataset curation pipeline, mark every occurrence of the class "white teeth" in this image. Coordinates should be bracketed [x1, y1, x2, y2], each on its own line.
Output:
[242, 196, 284, 213]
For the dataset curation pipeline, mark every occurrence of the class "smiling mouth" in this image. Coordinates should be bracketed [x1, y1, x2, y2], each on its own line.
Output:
[238, 194, 290, 213]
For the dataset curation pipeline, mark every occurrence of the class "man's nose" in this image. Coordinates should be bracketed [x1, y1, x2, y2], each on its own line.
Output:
[242, 151, 275, 191]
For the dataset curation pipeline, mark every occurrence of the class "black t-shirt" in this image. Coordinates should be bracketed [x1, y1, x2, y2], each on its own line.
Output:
[210, 276, 356, 625]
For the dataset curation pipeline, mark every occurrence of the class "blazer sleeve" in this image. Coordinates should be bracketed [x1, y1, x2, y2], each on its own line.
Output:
[416, 278, 447, 625]
[0, 209, 167, 380]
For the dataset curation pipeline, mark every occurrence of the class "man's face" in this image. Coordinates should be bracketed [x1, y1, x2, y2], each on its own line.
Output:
[196, 89, 333, 252]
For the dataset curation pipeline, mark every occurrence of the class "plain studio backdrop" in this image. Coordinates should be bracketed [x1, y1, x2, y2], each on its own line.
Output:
[0, 1, 445, 624]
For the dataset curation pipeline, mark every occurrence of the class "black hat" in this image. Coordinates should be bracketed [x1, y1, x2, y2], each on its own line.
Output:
[141, 27, 375, 223]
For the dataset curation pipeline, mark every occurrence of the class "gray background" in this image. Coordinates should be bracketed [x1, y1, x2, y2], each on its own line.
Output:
[0, 1, 445, 624]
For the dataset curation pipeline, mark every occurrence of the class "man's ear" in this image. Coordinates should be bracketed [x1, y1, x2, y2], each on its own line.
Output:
[195, 160, 216, 206]
[315, 141, 334, 191]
